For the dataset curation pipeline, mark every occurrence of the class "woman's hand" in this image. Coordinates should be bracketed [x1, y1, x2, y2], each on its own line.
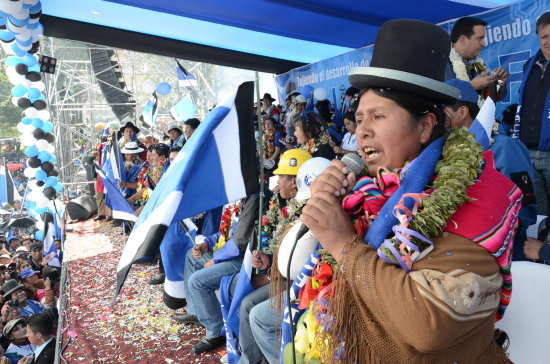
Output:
[301, 190, 355, 263]
[44, 277, 52, 291]
[251, 250, 269, 270]
[310, 159, 356, 198]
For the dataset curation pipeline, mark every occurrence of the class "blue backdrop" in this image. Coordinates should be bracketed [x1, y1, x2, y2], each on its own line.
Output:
[275, 0, 549, 120]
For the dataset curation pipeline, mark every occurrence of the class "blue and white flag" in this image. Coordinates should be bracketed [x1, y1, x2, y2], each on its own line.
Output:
[42, 212, 61, 268]
[95, 163, 137, 223]
[279, 250, 321, 363]
[141, 92, 159, 127]
[469, 91, 496, 150]
[220, 243, 253, 364]
[161, 218, 197, 309]
[169, 95, 196, 122]
[115, 82, 259, 299]
[0, 164, 21, 206]
[176, 60, 198, 91]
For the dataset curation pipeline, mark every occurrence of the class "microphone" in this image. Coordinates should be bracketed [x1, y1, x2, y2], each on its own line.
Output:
[295, 153, 365, 240]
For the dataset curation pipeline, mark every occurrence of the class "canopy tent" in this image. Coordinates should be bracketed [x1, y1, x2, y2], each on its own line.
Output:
[41, 0, 517, 74]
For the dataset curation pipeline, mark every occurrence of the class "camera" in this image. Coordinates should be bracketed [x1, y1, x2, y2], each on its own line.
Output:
[8, 300, 19, 308]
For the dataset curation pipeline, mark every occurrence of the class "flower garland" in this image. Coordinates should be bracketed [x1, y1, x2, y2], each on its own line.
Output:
[301, 129, 332, 155]
[264, 198, 306, 254]
[214, 203, 240, 251]
[261, 129, 275, 159]
[290, 128, 483, 363]
[449, 47, 486, 106]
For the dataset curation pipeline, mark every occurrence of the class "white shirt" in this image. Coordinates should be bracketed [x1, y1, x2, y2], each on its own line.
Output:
[341, 132, 357, 152]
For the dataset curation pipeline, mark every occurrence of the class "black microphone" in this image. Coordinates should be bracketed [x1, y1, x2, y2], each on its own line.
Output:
[295, 153, 365, 240]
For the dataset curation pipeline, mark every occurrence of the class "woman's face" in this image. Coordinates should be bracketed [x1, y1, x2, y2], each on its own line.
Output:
[355, 90, 433, 177]
[123, 127, 135, 142]
[343, 118, 356, 134]
[10, 322, 26, 340]
[294, 125, 306, 145]
[18, 261, 31, 273]
[152, 150, 165, 166]
[296, 102, 306, 114]
[168, 129, 181, 142]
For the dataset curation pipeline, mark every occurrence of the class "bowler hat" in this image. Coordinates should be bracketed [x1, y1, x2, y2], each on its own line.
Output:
[349, 19, 459, 103]
[119, 121, 140, 135]
[3, 318, 26, 337]
[2, 279, 23, 299]
[262, 93, 276, 102]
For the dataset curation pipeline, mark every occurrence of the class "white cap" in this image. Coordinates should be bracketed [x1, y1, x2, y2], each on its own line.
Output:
[295, 157, 331, 200]
[15, 246, 28, 253]
[294, 95, 307, 104]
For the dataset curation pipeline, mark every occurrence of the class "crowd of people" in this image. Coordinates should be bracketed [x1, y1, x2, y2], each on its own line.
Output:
[46, 10, 550, 364]
[0, 226, 60, 363]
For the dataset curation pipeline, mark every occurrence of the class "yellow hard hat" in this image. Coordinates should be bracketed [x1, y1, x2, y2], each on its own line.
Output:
[273, 148, 312, 175]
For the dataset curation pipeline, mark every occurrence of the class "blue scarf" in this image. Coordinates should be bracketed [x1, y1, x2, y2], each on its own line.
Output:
[513, 49, 550, 150]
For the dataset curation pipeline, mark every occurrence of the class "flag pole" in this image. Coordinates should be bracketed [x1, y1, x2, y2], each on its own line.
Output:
[255, 72, 265, 274]
[177, 220, 208, 264]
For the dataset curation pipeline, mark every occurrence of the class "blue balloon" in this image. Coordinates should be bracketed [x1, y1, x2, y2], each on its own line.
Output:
[32, 118, 44, 128]
[29, 3, 42, 13]
[28, 65, 40, 72]
[38, 151, 51, 163]
[34, 230, 44, 241]
[156, 82, 172, 96]
[35, 169, 47, 181]
[23, 54, 38, 67]
[8, 15, 28, 28]
[50, 155, 56, 163]
[25, 145, 38, 157]
[42, 121, 53, 133]
[22, 117, 32, 125]
[302, 85, 314, 98]
[26, 200, 35, 209]
[45, 176, 58, 188]
[6, 56, 22, 67]
[35, 207, 48, 214]
[16, 37, 33, 47]
[54, 183, 62, 192]
[11, 84, 27, 98]
[0, 30, 14, 42]
[11, 43, 26, 57]
[27, 88, 41, 99]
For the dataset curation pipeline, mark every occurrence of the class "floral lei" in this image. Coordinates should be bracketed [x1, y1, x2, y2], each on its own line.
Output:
[262, 197, 306, 254]
[449, 47, 486, 106]
[260, 128, 275, 159]
[300, 129, 332, 155]
[214, 202, 240, 251]
[290, 128, 483, 363]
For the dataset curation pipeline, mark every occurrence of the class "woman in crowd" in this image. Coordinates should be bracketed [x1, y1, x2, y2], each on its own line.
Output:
[293, 112, 335, 160]
[261, 117, 285, 171]
[332, 111, 358, 157]
[294, 19, 518, 363]
[165, 123, 185, 148]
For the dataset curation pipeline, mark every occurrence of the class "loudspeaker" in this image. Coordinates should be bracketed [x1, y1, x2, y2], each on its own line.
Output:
[66, 196, 97, 221]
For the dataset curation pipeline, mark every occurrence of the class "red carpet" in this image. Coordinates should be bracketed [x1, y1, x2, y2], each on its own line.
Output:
[60, 219, 225, 363]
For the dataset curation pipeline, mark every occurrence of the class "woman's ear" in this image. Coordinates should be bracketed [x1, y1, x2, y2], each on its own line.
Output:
[419, 112, 437, 144]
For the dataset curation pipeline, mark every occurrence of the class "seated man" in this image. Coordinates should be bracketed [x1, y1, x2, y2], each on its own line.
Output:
[444, 79, 537, 261]
[181, 192, 266, 355]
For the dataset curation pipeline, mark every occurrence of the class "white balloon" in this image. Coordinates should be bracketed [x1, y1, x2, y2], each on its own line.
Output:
[36, 139, 49, 151]
[17, 122, 27, 133]
[36, 196, 49, 208]
[22, 79, 32, 89]
[141, 80, 156, 94]
[46, 144, 55, 154]
[32, 81, 45, 91]
[28, 180, 39, 191]
[23, 0, 40, 5]
[20, 133, 37, 147]
[313, 88, 328, 101]
[12, 97, 20, 107]
[13, 8, 30, 20]
[17, 42, 32, 51]
[36, 110, 50, 121]
[28, 189, 42, 202]
[8, 73, 25, 85]
[14, 29, 30, 41]
[0, 1, 23, 15]
[25, 107, 37, 118]
[24, 167, 36, 178]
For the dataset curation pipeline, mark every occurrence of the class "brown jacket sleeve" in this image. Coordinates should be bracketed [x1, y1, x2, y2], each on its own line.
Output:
[339, 232, 504, 362]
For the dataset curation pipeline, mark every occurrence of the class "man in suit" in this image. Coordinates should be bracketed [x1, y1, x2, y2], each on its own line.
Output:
[25, 313, 55, 364]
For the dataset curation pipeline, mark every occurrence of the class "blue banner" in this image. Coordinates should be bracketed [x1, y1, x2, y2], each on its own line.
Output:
[275, 0, 548, 120]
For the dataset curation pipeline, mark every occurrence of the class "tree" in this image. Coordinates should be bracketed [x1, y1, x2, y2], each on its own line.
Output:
[0, 49, 22, 138]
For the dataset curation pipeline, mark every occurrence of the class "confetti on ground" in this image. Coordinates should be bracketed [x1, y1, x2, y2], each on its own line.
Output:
[60, 219, 225, 363]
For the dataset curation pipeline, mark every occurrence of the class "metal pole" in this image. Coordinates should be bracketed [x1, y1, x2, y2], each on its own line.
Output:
[254, 72, 265, 274]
